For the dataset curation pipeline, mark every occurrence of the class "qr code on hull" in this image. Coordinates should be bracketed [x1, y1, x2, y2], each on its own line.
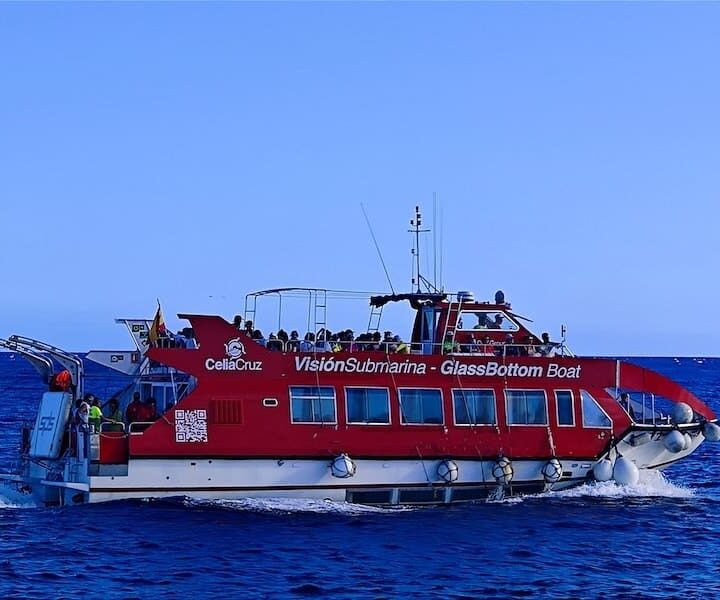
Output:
[175, 409, 208, 443]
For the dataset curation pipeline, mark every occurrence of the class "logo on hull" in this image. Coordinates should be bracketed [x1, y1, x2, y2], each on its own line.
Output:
[205, 337, 263, 372]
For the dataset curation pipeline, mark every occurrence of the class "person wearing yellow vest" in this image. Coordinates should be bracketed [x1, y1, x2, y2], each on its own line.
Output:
[88, 397, 103, 432]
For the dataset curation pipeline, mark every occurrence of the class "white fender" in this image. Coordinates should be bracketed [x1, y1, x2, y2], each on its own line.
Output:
[613, 456, 639, 486]
[330, 453, 357, 478]
[437, 459, 459, 483]
[682, 432, 693, 451]
[703, 422, 720, 442]
[671, 402, 694, 425]
[541, 458, 563, 484]
[492, 456, 513, 485]
[592, 459, 613, 482]
[663, 430, 685, 453]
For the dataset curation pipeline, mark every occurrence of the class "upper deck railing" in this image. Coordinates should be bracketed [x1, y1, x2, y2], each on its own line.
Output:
[247, 337, 571, 358]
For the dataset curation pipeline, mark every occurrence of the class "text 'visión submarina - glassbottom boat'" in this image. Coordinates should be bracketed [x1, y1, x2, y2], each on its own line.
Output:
[1, 207, 718, 506]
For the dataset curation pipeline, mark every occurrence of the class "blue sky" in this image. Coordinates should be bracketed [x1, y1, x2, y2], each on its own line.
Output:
[1, 3, 718, 356]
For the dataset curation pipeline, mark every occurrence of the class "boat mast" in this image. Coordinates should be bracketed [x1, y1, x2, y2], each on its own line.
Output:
[409, 206, 430, 293]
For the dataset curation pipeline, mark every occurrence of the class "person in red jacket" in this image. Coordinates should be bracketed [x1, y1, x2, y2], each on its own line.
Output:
[125, 391, 143, 423]
[138, 397, 158, 422]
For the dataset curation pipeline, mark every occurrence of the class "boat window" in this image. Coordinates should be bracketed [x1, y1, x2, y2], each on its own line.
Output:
[505, 390, 548, 425]
[555, 390, 574, 426]
[452, 389, 496, 425]
[289, 386, 336, 424]
[398, 389, 443, 425]
[581, 390, 611, 428]
[346, 388, 390, 424]
[457, 310, 519, 332]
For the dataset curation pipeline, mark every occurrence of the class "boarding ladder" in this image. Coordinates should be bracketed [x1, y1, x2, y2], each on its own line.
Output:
[367, 304, 383, 335]
[312, 289, 328, 334]
[441, 298, 464, 353]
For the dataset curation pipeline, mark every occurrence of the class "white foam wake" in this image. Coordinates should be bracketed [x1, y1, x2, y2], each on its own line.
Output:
[0, 485, 37, 509]
[182, 496, 407, 515]
[547, 469, 694, 500]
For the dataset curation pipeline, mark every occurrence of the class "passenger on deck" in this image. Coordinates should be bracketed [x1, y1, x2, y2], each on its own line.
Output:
[382, 331, 396, 353]
[89, 397, 103, 432]
[299, 332, 315, 352]
[330, 333, 343, 353]
[251, 329, 266, 347]
[315, 329, 333, 352]
[125, 392, 144, 423]
[104, 398, 125, 432]
[277, 329, 289, 350]
[353, 332, 366, 351]
[288, 330, 301, 352]
[337, 329, 355, 352]
[474, 314, 489, 329]
[139, 397, 158, 422]
[232, 315, 243, 329]
[526, 335, 540, 357]
[105, 398, 123, 422]
[266, 333, 283, 352]
[74, 397, 90, 430]
[619, 392, 636, 419]
[519, 335, 533, 357]
[243, 320, 254, 337]
[443, 334, 460, 354]
[394, 335, 409, 354]
[538, 332, 559, 357]
[480, 335, 495, 355]
[503, 334, 520, 357]
[464, 336, 479, 353]
[173, 331, 188, 348]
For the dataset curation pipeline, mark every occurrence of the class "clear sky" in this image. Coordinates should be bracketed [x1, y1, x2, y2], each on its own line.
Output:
[1, 3, 719, 356]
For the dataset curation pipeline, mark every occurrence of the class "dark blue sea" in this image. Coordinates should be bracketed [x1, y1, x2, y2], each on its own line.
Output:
[0, 355, 718, 599]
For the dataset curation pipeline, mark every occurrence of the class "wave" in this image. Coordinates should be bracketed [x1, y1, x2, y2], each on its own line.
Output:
[0, 485, 37, 509]
[546, 469, 694, 500]
[179, 496, 409, 515]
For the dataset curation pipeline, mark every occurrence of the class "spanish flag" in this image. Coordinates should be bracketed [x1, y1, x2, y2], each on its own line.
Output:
[148, 302, 167, 347]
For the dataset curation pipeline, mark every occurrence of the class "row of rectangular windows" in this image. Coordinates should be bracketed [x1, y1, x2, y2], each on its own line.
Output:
[289, 386, 612, 428]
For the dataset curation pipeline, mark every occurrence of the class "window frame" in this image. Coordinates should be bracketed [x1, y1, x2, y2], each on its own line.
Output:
[456, 310, 520, 332]
[580, 389, 612, 429]
[397, 387, 444, 426]
[344, 386, 392, 426]
[554, 389, 575, 427]
[451, 388, 497, 426]
[504, 389, 549, 426]
[289, 386, 337, 424]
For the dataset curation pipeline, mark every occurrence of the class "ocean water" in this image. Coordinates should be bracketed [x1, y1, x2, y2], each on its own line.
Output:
[0, 355, 719, 599]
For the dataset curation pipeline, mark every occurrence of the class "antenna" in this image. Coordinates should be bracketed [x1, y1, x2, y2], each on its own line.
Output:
[361, 203, 396, 294]
[438, 201, 444, 292]
[432, 193, 437, 290]
[409, 206, 431, 293]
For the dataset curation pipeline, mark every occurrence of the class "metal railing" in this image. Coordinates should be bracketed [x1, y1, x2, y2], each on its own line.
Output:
[248, 337, 570, 357]
[621, 392, 671, 426]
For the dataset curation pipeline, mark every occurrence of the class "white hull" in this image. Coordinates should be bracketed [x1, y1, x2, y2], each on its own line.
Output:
[2, 425, 706, 506]
[83, 457, 590, 504]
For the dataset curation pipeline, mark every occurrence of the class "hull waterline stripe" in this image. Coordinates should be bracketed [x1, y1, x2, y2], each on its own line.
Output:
[89, 478, 589, 495]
